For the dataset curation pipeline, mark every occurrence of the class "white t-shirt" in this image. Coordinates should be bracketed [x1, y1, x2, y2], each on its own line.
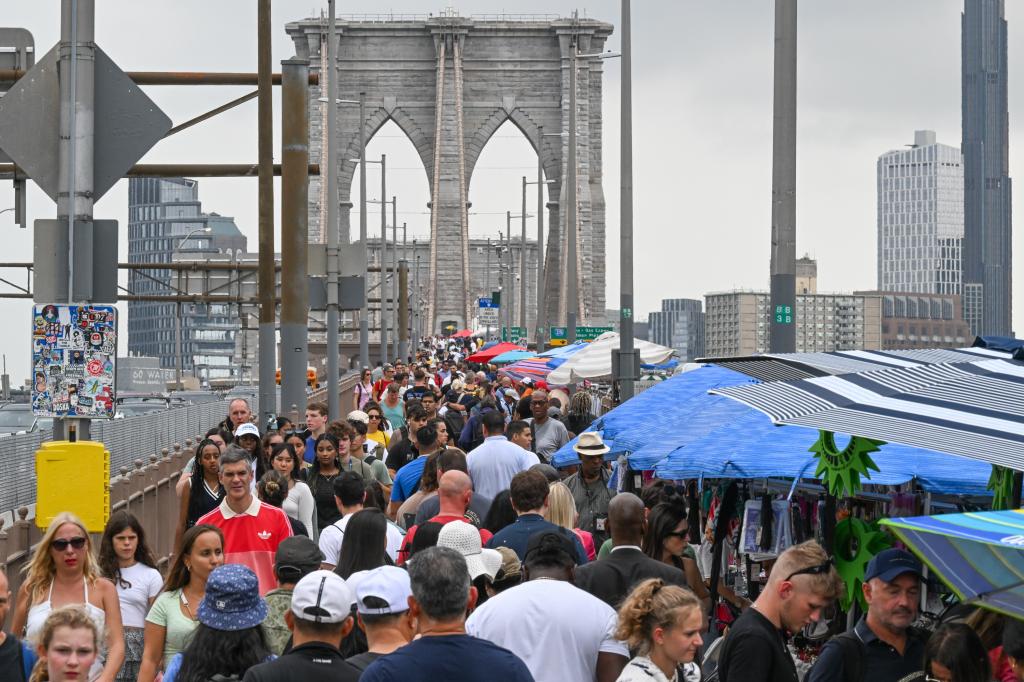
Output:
[115, 562, 164, 628]
[466, 578, 628, 682]
[317, 511, 405, 566]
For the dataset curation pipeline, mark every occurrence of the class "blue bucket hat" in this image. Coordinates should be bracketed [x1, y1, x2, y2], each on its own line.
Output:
[197, 564, 268, 631]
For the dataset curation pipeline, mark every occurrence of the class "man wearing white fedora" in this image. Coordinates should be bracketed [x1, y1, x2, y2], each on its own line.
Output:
[563, 432, 617, 547]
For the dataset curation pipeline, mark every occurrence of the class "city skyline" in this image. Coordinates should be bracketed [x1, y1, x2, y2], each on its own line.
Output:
[2, 2, 1024, 381]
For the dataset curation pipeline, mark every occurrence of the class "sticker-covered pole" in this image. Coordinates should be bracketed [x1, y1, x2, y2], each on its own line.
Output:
[53, 0, 96, 441]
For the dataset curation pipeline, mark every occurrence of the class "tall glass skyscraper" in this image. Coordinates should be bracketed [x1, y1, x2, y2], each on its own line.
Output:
[962, 0, 1012, 336]
[877, 131, 963, 296]
[127, 178, 247, 378]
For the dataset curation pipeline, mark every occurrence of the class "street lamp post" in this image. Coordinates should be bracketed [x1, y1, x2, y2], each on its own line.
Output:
[616, 0, 637, 401]
[524, 167, 556, 348]
[391, 195, 398, 361]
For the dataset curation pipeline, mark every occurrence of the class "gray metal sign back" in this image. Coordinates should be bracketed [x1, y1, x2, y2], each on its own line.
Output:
[0, 44, 170, 202]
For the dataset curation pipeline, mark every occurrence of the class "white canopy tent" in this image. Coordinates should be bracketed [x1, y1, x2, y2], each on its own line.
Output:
[546, 332, 674, 385]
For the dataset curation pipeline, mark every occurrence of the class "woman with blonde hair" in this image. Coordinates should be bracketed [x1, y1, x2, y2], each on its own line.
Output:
[12, 512, 124, 682]
[615, 578, 704, 682]
[545, 481, 597, 560]
[28, 605, 101, 682]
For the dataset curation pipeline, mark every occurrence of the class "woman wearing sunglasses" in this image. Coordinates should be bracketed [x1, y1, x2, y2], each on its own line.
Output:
[363, 401, 391, 449]
[13, 512, 125, 682]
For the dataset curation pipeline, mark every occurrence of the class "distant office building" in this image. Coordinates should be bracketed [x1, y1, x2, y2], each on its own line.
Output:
[796, 255, 818, 294]
[962, 0, 1012, 335]
[127, 178, 247, 381]
[856, 290, 971, 350]
[648, 299, 705, 361]
[704, 291, 882, 357]
[877, 130, 964, 297]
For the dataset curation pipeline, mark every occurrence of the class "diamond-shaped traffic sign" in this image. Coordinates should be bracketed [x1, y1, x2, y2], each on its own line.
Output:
[0, 43, 170, 202]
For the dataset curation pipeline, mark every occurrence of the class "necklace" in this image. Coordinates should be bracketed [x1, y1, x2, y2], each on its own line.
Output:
[180, 587, 201, 620]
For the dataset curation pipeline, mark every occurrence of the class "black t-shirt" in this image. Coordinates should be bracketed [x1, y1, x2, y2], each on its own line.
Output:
[345, 650, 384, 672]
[385, 433, 418, 471]
[360, 634, 533, 682]
[241, 641, 360, 682]
[718, 607, 798, 682]
[0, 634, 28, 682]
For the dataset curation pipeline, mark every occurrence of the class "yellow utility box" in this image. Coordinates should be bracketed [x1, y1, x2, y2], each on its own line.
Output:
[36, 440, 110, 532]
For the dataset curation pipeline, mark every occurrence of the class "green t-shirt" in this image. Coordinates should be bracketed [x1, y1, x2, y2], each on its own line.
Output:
[261, 588, 293, 656]
[145, 589, 199, 668]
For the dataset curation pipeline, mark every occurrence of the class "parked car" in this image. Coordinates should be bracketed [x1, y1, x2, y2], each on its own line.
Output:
[0, 403, 52, 435]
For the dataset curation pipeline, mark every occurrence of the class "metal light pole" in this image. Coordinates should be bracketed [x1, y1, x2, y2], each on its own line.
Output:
[769, 0, 797, 353]
[520, 178, 527, 333]
[391, 195, 399, 361]
[257, 0, 276, 425]
[380, 154, 387, 363]
[324, 0, 340, 420]
[506, 229, 513, 339]
[617, 0, 637, 401]
[358, 93, 369, 369]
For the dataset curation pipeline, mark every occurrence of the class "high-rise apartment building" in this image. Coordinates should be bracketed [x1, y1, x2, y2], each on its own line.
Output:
[648, 299, 705, 362]
[962, 0, 1012, 335]
[856, 290, 972, 350]
[704, 291, 882, 357]
[127, 178, 247, 379]
[877, 131, 964, 297]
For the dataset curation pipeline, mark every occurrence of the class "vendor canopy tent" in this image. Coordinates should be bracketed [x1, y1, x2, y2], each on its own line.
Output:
[466, 342, 525, 363]
[490, 350, 537, 365]
[498, 343, 587, 383]
[549, 366, 993, 494]
[698, 346, 1013, 383]
[546, 332, 674, 385]
[710, 359, 1024, 471]
[882, 510, 1024, 618]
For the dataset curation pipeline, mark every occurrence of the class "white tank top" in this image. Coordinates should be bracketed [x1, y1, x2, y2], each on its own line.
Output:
[25, 578, 107, 680]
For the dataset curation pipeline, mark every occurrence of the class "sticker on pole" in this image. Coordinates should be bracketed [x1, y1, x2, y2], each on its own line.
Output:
[32, 304, 117, 418]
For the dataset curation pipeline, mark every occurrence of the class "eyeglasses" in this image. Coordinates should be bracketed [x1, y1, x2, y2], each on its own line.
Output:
[666, 529, 689, 539]
[52, 537, 87, 551]
[368, 414, 381, 420]
[784, 558, 834, 582]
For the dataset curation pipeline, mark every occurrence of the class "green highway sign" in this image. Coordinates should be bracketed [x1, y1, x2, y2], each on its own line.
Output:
[774, 305, 793, 324]
[550, 326, 567, 339]
[501, 327, 526, 342]
[575, 326, 613, 341]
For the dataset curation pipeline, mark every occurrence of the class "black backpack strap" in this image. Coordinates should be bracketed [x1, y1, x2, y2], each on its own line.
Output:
[836, 631, 866, 682]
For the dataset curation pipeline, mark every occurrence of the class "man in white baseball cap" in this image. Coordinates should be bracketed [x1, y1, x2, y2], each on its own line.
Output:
[344, 566, 417, 673]
[242, 570, 360, 681]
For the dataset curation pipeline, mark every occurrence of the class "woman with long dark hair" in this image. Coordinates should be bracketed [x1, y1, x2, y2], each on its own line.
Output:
[643, 502, 710, 612]
[307, 433, 345, 530]
[174, 438, 224, 555]
[354, 367, 374, 411]
[484, 489, 517, 535]
[136, 525, 224, 682]
[269, 442, 315, 536]
[257, 431, 284, 481]
[162, 564, 271, 682]
[98, 511, 162, 682]
[364, 401, 391, 449]
[334, 508, 393, 579]
[924, 623, 992, 682]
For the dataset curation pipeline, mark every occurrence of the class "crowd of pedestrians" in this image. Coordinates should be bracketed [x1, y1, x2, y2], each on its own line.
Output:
[3, 336, 1020, 681]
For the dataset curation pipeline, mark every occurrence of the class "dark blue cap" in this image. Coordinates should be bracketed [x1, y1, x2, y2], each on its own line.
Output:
[864, 548, 923, 583]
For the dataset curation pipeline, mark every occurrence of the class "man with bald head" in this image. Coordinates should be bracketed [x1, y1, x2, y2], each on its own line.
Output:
[572, 492, 690, 609]
[397, 470, 493, 564]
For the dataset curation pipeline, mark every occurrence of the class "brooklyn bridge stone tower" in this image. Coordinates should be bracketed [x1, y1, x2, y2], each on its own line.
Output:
[287, 11, 613, 333]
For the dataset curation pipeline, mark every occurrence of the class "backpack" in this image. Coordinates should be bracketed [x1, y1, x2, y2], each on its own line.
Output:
[465, 416, 486, 452]
[805, 628, 928, 682]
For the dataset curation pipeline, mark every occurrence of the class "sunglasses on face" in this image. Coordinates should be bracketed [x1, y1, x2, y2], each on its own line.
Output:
[368, 414, 381, 420]
[666, 528, 689, 539]
[52, 537, 87, 551]
[785, 558, 834, 582]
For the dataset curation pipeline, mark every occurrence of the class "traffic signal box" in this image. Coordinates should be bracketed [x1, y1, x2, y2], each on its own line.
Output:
[35, 440, 110, 532]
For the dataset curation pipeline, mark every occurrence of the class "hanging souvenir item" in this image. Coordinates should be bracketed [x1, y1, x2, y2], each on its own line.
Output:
[740, 498, 793, 561]
[988, 466, 1015, 511]
[833, 516, 891, 611]
[810, 430, 882, 497]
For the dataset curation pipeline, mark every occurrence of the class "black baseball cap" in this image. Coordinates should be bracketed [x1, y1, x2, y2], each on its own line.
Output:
[274, 536, 324, 574]
[864, 548, 923, 583]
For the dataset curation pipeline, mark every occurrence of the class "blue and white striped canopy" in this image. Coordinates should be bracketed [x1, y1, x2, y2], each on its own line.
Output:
[711, 358, 1024, 471]
[699, 346, 1013, 382]
[882, 510, 1024, 618]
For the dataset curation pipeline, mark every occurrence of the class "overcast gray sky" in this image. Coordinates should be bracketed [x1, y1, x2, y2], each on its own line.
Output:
[0, 1, 1020, 382]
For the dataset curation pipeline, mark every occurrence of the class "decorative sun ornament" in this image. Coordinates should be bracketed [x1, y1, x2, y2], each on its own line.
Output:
[833, 517, 892, 611]
[810, 430, 883, 498]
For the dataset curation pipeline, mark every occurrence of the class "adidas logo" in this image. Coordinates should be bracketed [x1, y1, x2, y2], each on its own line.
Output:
[257, 530, 272, 540]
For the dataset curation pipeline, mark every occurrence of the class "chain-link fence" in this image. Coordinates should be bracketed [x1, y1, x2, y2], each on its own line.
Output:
[0, 398, 246, 513]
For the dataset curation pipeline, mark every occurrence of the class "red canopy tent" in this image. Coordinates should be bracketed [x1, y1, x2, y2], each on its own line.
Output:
[466, 342, 525, 363]
[451, 329, 473, 338]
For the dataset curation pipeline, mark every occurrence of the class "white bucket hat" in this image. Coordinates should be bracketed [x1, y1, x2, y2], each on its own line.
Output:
[437, 520, 503, 581]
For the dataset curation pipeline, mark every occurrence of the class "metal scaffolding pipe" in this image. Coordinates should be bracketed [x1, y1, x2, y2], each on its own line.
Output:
[0, 69, 319, 86]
